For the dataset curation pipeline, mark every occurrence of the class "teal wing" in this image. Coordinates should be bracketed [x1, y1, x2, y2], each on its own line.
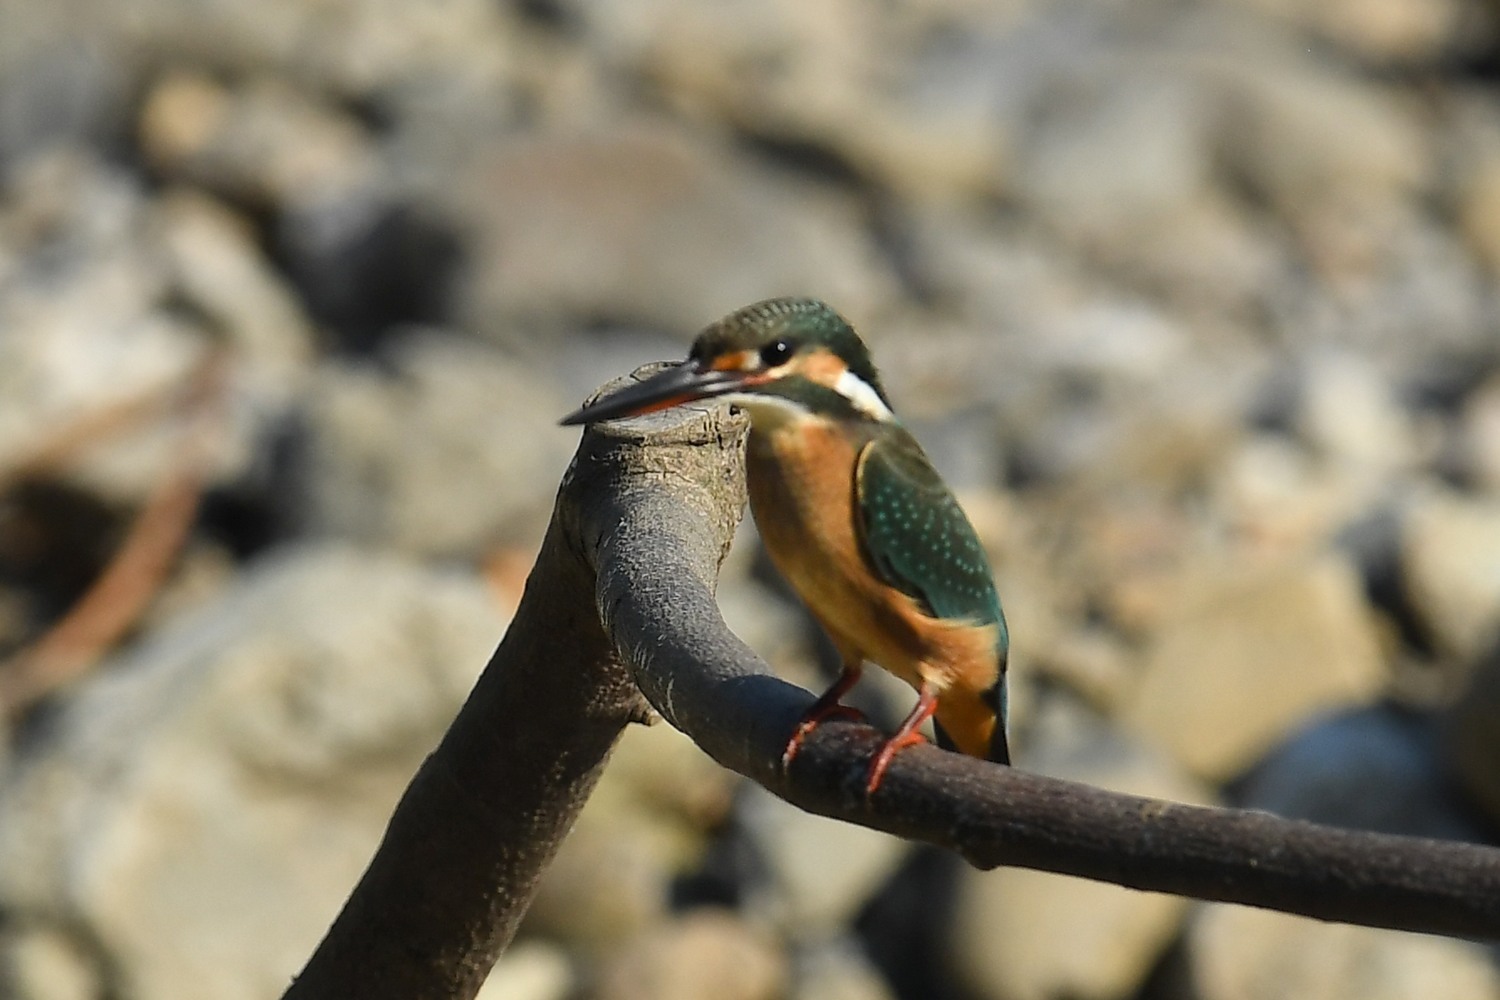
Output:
[855, 426, 1009, 762]
[854, 427, 1006, 639]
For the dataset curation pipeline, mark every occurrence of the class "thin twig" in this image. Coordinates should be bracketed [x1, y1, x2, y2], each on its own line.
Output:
[0, 350, 227, 715]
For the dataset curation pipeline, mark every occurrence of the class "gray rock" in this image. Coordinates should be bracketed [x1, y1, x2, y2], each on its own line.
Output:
[950, 696, 1207, 1000]
[150, 190, 315, 382]
[0, 2, 128, 173]
[451, 124, 895, 341]
[123, 0, 527, 111]
[1012, 58, 1271, 302]
[1213, 57, 1429, 239]
[0, 543, 507, 1000]
[737, 782, 911, 935]
[1237, 704, 1490, 842]
[0, 153, 207, 503]
[287, 331, 573, 558]
[0, 153, 314, 506]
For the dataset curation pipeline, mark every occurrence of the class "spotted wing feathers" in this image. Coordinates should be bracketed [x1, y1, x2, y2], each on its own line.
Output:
[854, 428, 1005, 636]
[854, 427, 1010, 764]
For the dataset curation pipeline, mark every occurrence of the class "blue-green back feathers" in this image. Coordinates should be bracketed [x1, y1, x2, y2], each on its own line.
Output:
[854, 427, 1009, 762]
[854, 428, 1007, 644]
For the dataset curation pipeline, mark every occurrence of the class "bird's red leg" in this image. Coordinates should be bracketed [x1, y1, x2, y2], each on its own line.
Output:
[782, 663, 865, 768]
[864, 683, 939, 796]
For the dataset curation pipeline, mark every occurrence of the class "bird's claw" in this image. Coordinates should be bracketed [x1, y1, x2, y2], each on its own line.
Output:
[863, 729, 929, 797]
[781, 704, 866, 768]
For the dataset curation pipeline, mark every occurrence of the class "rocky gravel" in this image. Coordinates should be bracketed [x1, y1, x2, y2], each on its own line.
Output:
[1, 1, 1499, 998]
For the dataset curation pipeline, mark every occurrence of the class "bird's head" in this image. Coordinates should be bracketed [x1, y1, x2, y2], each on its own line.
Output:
[561, 298, 895, 427]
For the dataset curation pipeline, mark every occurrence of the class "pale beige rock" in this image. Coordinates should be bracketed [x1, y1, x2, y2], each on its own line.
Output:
[1231, 0, 1464, 63]
[0, 544, 507, 1000]
[1191, 904, 1500, 1000]
[2, 927, 100, 1000]
[578, 0, 882, 175]
[151, 190, 315, 381]
[1296, 351, 1415, 476]
[951, 698, 1208, 1000]
[475, 941, 575, 1000]
[1035, 626, 1138, 714]
[1463, 375, 1500, 493]
[593, 719, 737, 850]
[521, 819, 672, 950]
[1126, 553, 1387, 780]
[1214, 435, 1357, 555]
[1403, 488, 1500, 660]
[594, 912, 786, 1000]
[1456, 146, 1500, 281]
[789, 938, 896, 1000]
[524, 723, 736, 948]
[139, 72, 378, 207]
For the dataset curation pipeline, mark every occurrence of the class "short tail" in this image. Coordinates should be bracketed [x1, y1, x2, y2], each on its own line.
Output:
[932, 674, 1009, 765]
[985, 675, 1009, 765]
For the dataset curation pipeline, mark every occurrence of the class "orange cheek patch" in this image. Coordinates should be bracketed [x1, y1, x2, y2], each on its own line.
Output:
[710, 350, 758, 372]
[795, 348, 849, 388]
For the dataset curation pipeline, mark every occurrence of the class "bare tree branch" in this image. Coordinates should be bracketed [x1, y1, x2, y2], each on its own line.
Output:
[586, 404, 1500, 942]
[286, 376, 1500, 1000]
[283, 381, 748, 1000]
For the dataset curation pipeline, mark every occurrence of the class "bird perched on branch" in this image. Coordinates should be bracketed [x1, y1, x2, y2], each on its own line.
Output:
[561, 298, 1009, 794]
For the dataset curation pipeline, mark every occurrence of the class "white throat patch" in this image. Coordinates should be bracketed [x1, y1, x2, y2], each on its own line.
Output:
[833, 370, 895, 421]
[720, 391, 810, 431]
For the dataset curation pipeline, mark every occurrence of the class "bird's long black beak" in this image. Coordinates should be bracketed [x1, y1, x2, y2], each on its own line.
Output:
[559, 362, 751, 426]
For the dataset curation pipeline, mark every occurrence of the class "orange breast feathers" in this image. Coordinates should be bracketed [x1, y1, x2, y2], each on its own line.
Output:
[745, 419, 1001, 758]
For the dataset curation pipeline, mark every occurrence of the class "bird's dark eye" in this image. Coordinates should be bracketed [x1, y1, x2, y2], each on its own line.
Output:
[760, 340, 794, 367]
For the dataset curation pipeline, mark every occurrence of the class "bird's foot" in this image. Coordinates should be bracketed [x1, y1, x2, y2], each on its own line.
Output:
[781, 704, 866, 769]
[864, 728, 929, 797]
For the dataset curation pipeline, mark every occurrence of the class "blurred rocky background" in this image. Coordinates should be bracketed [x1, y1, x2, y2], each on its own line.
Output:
[1, 0, 1499, 998]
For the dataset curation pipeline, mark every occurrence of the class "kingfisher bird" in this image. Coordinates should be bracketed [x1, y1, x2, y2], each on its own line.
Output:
[561, 298, 1009, 794]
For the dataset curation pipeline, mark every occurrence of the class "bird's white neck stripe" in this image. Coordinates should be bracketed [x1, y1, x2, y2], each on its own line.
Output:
[833, 369, 894, 421]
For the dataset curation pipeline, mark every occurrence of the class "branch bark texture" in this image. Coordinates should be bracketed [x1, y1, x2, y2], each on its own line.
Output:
[287, 375, 1500, 1000]
[284, 377, 749, 999]
[583, 407, 1500, 942]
